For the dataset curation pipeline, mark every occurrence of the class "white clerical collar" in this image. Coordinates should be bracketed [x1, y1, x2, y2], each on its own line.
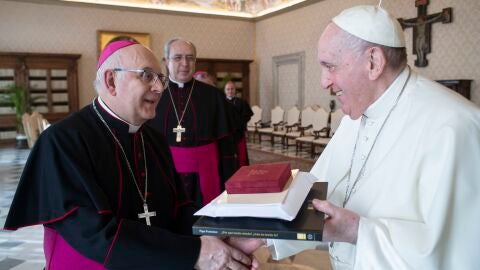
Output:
[97, 97, 141, 133]
[227, 96, 234, 100]
[363, 66, 410, 119]
[169, 77, 192, 88]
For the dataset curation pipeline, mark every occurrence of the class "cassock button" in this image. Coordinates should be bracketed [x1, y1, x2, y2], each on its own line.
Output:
[364, 136, 369, 141]
[361, 155, 366, 160]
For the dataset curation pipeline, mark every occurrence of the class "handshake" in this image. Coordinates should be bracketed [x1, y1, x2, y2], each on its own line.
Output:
[195, 236, 265, 270]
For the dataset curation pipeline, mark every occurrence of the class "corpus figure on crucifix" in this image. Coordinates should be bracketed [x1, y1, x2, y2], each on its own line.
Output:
[398, 0, 452, 67]
[148, 38, 237, 206]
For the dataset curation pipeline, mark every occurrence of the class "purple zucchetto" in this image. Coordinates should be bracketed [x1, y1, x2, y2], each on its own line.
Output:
[97, 40, 138, 69]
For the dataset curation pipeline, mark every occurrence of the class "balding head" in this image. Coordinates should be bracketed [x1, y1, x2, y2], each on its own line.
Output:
[164, 38, 197, 83]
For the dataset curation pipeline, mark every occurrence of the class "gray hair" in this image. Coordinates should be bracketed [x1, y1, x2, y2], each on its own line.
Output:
[93, 53, 122, 93]
[163, 37, 197, 59]
[339, 30, 407, 70]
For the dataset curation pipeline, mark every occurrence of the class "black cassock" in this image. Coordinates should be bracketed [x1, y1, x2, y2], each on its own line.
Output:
[147, 80, 237, 203]
[226, 97, 254, 166]
[4, 98, 200, 269]
[226, 96, 254, 137]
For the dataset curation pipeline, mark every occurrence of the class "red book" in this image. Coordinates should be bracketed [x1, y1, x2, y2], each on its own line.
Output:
[225, 162, 292, 194]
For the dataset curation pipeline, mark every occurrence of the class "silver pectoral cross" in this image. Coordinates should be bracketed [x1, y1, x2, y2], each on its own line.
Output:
[138, 203, 156, 226]
[173, 124, 186, 142]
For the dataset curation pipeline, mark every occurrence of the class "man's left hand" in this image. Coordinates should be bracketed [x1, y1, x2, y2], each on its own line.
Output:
[313, 199, 360, 244]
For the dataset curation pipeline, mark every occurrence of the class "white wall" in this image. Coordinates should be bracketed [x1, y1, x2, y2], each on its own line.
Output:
[1, 0, 479, 119]
[0, 0, 255, 107]
[256, 0, 480, 119]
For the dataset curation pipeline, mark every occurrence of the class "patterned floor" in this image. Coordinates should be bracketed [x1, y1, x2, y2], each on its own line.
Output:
[0, 141, 319, 269]
[0, 148, 45, 270]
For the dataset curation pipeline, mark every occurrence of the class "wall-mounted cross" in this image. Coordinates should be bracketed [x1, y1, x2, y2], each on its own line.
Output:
[398, 0, 452, 67]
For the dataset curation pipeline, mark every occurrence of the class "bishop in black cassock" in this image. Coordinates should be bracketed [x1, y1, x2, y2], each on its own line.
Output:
[225, 80, 254, 167]
[147, 79, 237, 205]
[3, 40, 206, 270]
[4, 98, 200, 269]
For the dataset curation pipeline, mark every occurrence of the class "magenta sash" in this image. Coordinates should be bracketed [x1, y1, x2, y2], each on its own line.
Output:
[236, 134, 249, 167]
[170, 142, 221, 205]
[44, 227, 104, 269]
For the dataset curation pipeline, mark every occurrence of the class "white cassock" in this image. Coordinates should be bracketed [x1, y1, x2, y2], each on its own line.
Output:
[267, 67, 480, 269]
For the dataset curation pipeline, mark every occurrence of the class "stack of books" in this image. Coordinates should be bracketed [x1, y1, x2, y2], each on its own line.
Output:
[225, 162, 292, 194]
[193, 163, 328, 241]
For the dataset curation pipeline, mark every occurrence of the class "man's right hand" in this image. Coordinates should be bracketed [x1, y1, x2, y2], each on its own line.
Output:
[195, 236, 254, 270]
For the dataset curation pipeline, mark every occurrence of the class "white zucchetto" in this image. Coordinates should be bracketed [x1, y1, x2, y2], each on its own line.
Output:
[332, 5, 406, 48]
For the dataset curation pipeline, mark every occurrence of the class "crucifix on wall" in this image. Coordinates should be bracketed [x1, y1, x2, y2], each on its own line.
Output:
[398, 0, 452, 67]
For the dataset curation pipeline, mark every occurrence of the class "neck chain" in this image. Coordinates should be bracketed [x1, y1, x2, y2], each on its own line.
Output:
[92, 100, 156, 225]
[167, 80, 195, 142]
[343, 67, 411, 208]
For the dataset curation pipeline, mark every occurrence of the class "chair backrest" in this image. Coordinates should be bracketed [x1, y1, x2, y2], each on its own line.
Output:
[247, 105, 262, 127]
[285, 106, 300, 125]
[38, 118, 51, 132]
[300, 106, 316, 127]
[22, 112, 49, 148]
[312, 108, 329, 130]
[330, 109, 344, 134]
[271, 106, 284, 125]
[22, 113, 39, 148]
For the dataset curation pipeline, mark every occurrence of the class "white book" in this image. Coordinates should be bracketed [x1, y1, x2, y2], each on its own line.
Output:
[194, 170, 319, 221]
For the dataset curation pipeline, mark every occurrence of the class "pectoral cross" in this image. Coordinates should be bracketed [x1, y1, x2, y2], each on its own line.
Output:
[138, 203, 156, 226]
[398, 0, 452, 67]
[173, 124, 185, 142]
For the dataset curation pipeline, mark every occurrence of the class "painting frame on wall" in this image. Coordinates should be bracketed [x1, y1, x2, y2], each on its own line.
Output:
[97, 30, 151, 56]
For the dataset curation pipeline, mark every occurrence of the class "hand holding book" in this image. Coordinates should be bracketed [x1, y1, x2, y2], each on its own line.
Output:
[193, 162, 328, 241]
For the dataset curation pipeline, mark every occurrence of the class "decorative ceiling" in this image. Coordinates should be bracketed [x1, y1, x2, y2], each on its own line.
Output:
[59, 0, 315, 19]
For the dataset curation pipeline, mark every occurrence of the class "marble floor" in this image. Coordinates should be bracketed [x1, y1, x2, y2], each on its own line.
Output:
[0, 141, 320, 270]
[0, 148, 45, 270]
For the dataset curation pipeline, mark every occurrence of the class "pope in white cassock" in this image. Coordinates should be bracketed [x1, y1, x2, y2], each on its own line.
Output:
[265, 4, 480, 270]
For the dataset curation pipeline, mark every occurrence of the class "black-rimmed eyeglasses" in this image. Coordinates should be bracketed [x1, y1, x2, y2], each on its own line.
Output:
[113, 68, 169, 90]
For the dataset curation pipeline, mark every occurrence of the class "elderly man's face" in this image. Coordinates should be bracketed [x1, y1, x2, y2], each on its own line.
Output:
[112, 45, 164, 124]
[317, 23, 371, 120]
[166, 40, 196, 83]
[224, 82, 236, 98]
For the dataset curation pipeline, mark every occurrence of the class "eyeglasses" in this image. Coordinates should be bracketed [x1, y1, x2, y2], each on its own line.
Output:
[168, 55, 196, 63]
[113, 68, 169, 90]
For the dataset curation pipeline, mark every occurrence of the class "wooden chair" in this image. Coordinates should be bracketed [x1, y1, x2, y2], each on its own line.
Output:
[22, 113, 39, 148]
[246, 105, 262, 143]
[285, 106, 316, 148]
[271, 106, 300, 147]
[295, 108, 329, 156]
[22, 112, 49, 148]
[257, 106, 284, 144]
[311, 109, 344, 157]
[38, 117, 51, 133]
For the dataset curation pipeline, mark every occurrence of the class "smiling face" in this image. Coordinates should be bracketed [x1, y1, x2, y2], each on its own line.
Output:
[317, 23, 374, 120]
[165, 40, 196, 83]
[107, 45, 164, 125]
